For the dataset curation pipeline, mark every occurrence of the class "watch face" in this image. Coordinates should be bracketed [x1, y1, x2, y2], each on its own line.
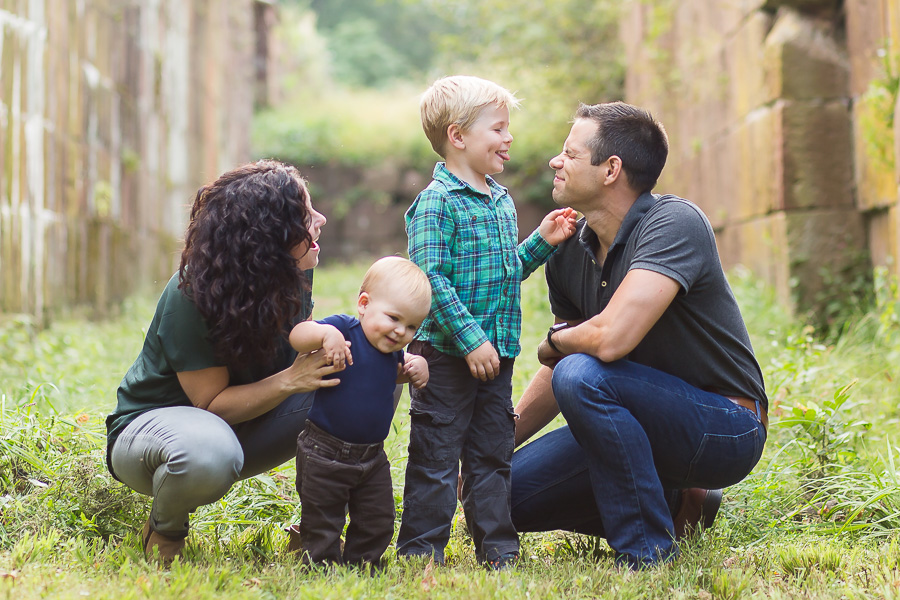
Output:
[551, 323, 570, 332]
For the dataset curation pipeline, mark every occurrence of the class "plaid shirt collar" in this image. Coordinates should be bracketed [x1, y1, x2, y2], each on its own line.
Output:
[432, 162, 508, 201]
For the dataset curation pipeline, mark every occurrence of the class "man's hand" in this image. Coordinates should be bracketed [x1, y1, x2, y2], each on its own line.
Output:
[465, 341, 500, 381]
[321, 326, 353, 370]
[538, 207, 578, 246]
[537, 338, 564, 368]
[403, 353, 429, 389]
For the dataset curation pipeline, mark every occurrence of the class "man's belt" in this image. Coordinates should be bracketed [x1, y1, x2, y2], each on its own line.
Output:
[727, 396, 768, 431]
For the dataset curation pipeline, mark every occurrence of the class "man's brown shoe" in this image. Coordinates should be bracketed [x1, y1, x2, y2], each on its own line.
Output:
[142, 518, 186, 565]
[673, 488, 722, 540]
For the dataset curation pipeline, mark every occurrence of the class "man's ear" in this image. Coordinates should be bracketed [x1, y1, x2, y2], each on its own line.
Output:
[447, 123, 466, 150]
[605, 155, 623, 183]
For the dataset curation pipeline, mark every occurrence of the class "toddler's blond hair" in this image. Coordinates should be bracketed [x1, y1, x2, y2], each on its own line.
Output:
[360, 256, 432, 309]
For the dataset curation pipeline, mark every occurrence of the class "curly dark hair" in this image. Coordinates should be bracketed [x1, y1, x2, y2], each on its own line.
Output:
[178, 160, 313, 370]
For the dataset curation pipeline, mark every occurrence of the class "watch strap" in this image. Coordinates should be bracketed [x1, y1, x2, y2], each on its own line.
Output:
[547, 322, 571, 354]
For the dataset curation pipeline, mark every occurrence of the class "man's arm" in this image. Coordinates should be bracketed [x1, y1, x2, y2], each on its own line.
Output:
[514, 366, 558, 447]
[539, 268, 680, 364]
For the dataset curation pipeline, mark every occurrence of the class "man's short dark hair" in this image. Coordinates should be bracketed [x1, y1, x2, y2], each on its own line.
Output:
[575, 102, 668, 193]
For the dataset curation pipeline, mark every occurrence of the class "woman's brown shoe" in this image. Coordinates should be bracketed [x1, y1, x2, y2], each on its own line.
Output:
[142, 518, 186, 565]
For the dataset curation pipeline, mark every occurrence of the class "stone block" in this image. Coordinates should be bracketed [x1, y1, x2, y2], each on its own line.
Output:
[845, 0, 890, 97]
[763, 0, 842, 13]
[889, 0, 900, 76]
[729, 12, 773, 120]
[622, 1, 680, 108]
[706, 0, 766, 37]
[852, 94, 897, 211]
[866, 206, 898, 269]
[699, 132, 739, 229]
[764, 8, 849, 101]
[773, 99, 854, 211]
[735, 106, 778, 221]
[895, 86, 900, 191]
[784, 208, 867, 317]
[717, 213, 792, 308]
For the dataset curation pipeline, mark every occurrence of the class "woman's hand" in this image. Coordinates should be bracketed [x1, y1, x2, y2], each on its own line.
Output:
[283, 348, 347, 393]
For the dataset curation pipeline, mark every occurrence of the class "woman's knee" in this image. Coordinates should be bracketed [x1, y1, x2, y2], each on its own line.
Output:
[162, 424, 244, 500]
[175, 433, 242, 481]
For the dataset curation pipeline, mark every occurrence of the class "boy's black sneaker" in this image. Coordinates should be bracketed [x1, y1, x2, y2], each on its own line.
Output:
[484, 552, 519, 571]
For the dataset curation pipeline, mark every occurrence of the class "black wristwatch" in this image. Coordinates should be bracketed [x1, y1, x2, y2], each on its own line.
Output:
[546, 322, 572, 354]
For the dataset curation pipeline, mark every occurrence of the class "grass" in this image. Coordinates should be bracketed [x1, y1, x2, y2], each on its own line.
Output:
[3, 261, 900, 598]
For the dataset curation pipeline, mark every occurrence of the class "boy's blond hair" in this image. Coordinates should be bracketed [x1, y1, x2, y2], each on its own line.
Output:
[360, 256, 432, 308]
[420, 75, 521, 157]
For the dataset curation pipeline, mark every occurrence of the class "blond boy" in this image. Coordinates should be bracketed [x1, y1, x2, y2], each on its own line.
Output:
[398, 75, 576, 569]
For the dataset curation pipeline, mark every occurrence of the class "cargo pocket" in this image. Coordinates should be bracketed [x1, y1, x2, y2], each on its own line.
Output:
[408, 401, 457, 468]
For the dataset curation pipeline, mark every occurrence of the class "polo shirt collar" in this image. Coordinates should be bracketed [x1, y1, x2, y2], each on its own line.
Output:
[577, 192, 659, 259]
[609, 192, 658, 250]
[432, 162, 506, 199]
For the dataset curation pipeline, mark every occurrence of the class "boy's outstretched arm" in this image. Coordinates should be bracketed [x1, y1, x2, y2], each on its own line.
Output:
[517, 207, 578, 280]
[288, 321, 353, 370]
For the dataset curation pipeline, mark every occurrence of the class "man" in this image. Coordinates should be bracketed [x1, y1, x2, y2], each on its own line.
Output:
[510, 102, 767, 569]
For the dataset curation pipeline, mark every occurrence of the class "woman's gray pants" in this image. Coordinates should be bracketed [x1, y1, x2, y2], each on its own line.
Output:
[110, 392, 314, 537]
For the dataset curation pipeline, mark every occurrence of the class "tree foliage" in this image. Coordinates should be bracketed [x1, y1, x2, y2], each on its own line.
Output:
[305, 0, 457, 88]
[428, 0, 623, 106]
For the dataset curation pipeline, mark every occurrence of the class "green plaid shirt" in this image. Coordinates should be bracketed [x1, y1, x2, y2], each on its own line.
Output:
[406, 163, 555, 358]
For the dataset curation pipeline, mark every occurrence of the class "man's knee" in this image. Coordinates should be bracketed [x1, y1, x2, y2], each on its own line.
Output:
[551, 354, 601, 408]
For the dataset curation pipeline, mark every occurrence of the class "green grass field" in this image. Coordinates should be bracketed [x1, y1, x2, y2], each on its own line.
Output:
[2, 262, 900, 599]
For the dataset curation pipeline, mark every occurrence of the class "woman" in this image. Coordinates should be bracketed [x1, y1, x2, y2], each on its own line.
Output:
[105, 160, 339, 563]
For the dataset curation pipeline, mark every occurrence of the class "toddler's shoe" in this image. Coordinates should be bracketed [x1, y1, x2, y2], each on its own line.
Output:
[484, 552, 519, 571]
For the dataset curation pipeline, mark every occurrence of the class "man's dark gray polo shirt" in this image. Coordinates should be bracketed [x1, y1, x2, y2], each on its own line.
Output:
[545, 192, 767, 409]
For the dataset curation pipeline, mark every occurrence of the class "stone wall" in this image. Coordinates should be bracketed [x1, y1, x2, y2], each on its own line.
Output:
[0, 0, 262, 320]
[622, 0, 899, 320]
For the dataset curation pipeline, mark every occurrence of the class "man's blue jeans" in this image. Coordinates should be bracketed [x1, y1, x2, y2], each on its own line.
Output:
[510, 355, 766, 568]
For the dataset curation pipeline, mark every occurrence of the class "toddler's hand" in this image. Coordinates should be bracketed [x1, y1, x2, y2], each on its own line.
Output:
[465, 341, 500, 381]
[321, 326, 353, 370]
[538, 207, 578, 246]
[403, 354, 429, 389]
